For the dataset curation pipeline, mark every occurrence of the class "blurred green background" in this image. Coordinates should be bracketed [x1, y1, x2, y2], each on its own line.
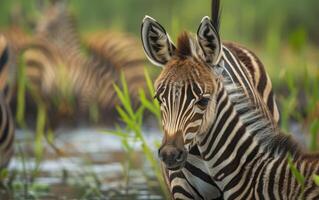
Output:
[1, 0, 319, 43]
[1, 0, 318, 83]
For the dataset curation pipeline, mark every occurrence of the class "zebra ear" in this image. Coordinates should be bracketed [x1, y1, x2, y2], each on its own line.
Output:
[197, 16, 222, 65]
[141, 16, 176, 67]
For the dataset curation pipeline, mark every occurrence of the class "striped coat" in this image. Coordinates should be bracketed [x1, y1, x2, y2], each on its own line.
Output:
[0, 35, 14, 168]
[141, 10, 281, 199]
[21, 0, 148, 127]
[141, 7, 319, 198]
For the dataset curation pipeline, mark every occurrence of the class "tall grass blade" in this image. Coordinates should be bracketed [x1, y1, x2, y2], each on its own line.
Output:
[16, 54, 26, 127]
[287, 153, 305, 199]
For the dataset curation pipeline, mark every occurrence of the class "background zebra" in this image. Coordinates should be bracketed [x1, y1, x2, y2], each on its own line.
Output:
[19, 0, 148, 128]
[141, 0, 281, 199]
[1, 26, 31, 105]
[142, 11, 319, 199]
[0, 35, 14, 169]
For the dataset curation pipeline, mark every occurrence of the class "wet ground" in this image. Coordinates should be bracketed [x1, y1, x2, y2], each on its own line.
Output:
[3, 128, 165, 200]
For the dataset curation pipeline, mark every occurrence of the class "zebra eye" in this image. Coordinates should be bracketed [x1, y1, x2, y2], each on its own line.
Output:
[196, 97, 210, 108]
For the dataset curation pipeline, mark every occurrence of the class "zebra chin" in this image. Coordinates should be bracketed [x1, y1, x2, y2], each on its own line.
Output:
[165, 161, 186, 171]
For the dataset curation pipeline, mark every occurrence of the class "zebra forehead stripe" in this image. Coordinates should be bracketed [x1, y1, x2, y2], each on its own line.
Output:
[159, 80, 206, 137]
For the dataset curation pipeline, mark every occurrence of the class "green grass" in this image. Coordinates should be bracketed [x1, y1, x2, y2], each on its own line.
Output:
[287, 153, 305, 199]
[103, 70, 169, 198]
[16, 54, 27, 128]
[313, 174, 319, 186]
[310, 119, 319, 151]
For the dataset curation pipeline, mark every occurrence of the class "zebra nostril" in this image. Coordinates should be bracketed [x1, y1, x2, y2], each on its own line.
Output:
[159, 145, 187, 170]
[175, 150, 184, 162]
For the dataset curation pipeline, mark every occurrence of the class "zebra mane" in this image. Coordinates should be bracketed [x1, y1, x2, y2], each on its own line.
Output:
[222, 77, 302, 157]
[176, 32, 192, 58]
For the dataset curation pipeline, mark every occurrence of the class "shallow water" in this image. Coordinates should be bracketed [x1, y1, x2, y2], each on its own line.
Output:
[1, 122, 308, 200]
[3, 128, 165, 200]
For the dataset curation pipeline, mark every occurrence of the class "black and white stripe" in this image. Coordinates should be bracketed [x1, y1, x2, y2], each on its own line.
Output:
[196, 78, 319, 199]
[215, 46, 278, 130]
[223, 42, 280, 125]
[0, 35, 14, 168]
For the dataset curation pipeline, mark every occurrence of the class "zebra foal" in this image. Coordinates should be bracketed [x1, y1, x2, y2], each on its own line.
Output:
[141, 0, 284, 198]
[141, 14, 319, 200]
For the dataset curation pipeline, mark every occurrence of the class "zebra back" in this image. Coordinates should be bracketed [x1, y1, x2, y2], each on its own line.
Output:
[209, 0, 280, 126]
[216, 44, 279, 133]
[83, 31, 147, 110]
[21, 30, 147, 127]
[23, 38, 65, 96]
[21, 38, 82, 128]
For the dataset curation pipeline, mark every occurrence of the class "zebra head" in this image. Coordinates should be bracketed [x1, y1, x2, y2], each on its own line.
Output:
[141, 16, 222, 170]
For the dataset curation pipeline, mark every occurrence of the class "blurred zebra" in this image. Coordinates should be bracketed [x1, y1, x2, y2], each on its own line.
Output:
[1, 26, 31, 104]
[0, 35, 15, 168]
[21, 0, 147, 127]
[35, 0, 82, 60]
[83, 31, 147, 113]
[22, 33, 147, 126]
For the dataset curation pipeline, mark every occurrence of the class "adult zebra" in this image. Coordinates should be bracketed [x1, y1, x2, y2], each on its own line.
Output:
[141, 13, 319, 200]
[141, 0, 280, 199]
[0, 35, 14, 168]
[22, 34, 147, 127]
[19, 0, 147, 128]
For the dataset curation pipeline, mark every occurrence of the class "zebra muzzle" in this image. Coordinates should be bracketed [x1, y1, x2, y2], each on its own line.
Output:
[158, 145, 188, 170]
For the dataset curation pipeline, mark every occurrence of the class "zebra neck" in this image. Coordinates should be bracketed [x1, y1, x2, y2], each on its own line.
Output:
[196, 80, 266, 161]
[195, 80, 271, 177]
[195, 79, 310, 192]
[215, 47, 277, 131]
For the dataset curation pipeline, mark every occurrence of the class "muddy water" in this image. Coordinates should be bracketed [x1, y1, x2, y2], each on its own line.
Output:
[4, 128, 165, 200]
